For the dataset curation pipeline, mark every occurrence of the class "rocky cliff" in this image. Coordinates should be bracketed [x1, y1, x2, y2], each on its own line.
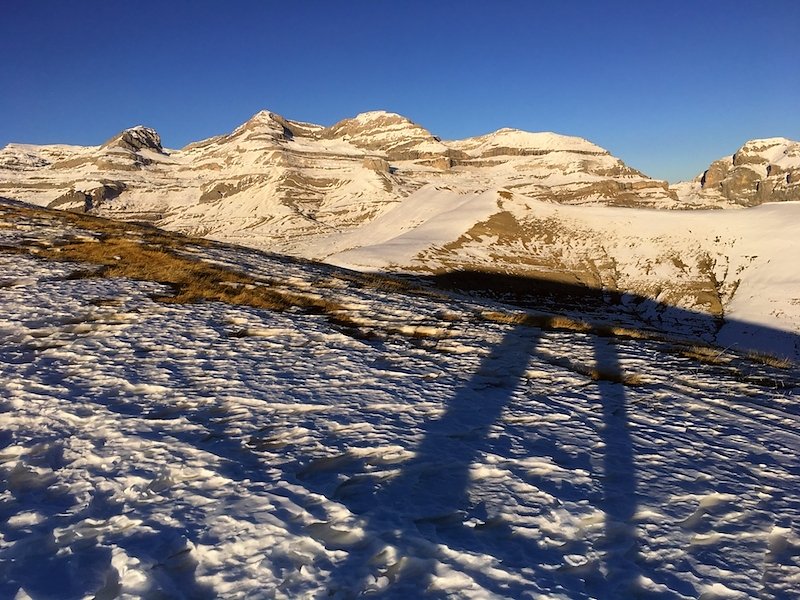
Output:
[675, 137, 800, 206]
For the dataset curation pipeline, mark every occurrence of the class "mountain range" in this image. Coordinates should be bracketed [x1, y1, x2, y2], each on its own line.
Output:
[1, 110, 799, 356]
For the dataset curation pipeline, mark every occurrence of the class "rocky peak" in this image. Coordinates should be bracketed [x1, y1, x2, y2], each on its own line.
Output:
[231, 110, 296, 141]
[325, 111, 417, 136]
[321, 111, 450, 161]
[733, 137, 798, 167]
[101, 126, 164, 154]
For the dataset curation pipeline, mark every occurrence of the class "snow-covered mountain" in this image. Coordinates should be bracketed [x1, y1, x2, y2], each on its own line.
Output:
[0, 109, 680, 238]
[1, 112, 799, 346]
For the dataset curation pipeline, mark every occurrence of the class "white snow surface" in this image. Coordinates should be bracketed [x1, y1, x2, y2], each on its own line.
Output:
[1, 204, 799, 599]
[449, 129, 607, 156]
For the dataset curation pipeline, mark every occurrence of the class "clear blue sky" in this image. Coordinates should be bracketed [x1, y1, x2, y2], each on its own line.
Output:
[1, 1, 798, 182]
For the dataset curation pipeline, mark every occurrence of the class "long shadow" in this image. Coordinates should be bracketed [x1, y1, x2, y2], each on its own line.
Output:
[316, 325, 645, 598]
[416, 270, 800, 364]
[318, 323, 548, 597]
[588, 336, 640, 598]
[316, 270, 798, 597]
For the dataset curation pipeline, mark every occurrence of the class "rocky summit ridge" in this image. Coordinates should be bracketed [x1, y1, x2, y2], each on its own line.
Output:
[0, 108, 678, 216]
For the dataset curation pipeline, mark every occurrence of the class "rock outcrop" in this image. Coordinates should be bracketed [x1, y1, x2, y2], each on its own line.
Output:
[322, 111, 455, 162]
[101, 126, 165, 154]
[48, 181, 126, 212]
[692, 138, 800, 206]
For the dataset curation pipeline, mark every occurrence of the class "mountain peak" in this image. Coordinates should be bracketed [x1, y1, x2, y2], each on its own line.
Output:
[230, 110, 296, 141]
[246, 109, 285, 124]
[351, 110, 411, 125]
[731, 137, 800, 168]
[322, 111, 447, 159]
[740, 136, 795, 148]
[101, 126, 163, 154]
[325, 110, 420, 136]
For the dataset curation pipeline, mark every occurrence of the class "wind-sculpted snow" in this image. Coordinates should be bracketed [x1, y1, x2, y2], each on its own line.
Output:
[0, 202, 799, 598]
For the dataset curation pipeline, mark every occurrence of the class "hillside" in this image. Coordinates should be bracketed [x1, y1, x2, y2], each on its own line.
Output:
[1, 199, 798, 598]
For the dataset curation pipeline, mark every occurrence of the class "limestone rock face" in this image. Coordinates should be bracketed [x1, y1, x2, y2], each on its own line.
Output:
[695, 138, 800, 206]
[362, 157, 391, 172]
[700, 159, 730, 189]
[224, 111, 297, 143]
[47, 182, 126, 212]
[102, 126, 164, 154]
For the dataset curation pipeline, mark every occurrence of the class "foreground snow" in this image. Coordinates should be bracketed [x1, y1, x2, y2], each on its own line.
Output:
[1, 209, 799, 599]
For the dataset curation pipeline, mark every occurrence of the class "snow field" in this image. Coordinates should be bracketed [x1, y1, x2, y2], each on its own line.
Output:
[0, 210, 799, 598]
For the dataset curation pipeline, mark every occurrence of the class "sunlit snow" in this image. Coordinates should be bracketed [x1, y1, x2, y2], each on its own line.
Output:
[0, 203, 798, 599]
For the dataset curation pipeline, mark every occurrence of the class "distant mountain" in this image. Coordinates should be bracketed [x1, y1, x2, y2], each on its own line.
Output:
[1, 111, 798, 342]
[0, 109, 679, 239]
[673, 137, 800, 206]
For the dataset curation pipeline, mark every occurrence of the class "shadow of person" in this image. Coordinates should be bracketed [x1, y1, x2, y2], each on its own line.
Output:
[316, 323, 596, 598]
[587, 336, 641, 598]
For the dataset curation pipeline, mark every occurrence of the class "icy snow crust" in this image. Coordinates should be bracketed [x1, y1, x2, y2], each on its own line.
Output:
[1, 207, 799, 598]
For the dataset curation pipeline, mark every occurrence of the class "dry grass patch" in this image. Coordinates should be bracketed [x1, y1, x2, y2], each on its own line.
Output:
[334, 270, 415, 293]
[559, 358, 643, 386]
[0, 204, 462, 344]
[480, 309, 670, 346]
[592, 324, 660, 341]
[745, 350, 794, 370]
[589, 367, 643, 386]
[538, 353, 643, 386]
[480, 310, 592, 333]
[1, 205, 348, 316]
[677, 344, 732, 365]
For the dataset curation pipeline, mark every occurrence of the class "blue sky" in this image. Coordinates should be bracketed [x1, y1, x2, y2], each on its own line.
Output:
[1, 0, 798, 182]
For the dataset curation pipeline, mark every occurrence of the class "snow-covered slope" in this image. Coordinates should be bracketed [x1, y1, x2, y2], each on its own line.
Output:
[327, 189, 800, 356]
[1, 200, 799, 599]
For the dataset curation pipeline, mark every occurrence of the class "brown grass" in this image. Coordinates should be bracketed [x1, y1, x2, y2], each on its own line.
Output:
[677, 344, 732, 365]
[592, 324, 659, 341]
[479, 308, 677, 349]
[0, 205, 347, 316]
[0, 205, 469, 344]
[559, 358, 643, 386]
[480, 310, 592, 333]
[745, 351, 794, 370]
[534, 352, 643, 386]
